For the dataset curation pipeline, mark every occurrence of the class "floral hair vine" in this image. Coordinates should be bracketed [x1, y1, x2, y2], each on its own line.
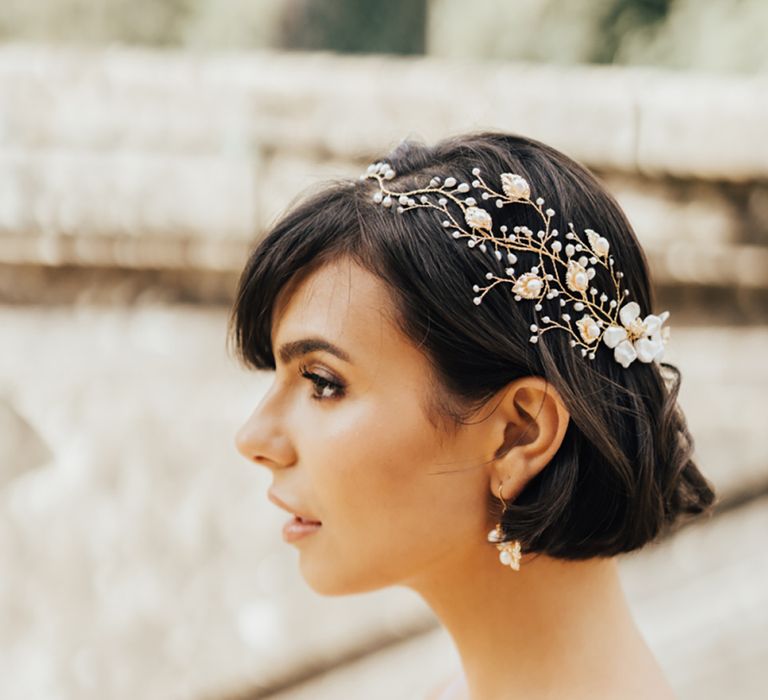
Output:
[360, 160, 670, 368]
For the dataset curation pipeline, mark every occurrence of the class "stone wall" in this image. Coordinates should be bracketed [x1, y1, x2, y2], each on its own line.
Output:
[0, 44, 767, 313]
[1, 46, 767, 700]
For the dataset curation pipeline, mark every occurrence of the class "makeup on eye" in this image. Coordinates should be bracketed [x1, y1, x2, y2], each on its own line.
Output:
[299, 363, 346, 401]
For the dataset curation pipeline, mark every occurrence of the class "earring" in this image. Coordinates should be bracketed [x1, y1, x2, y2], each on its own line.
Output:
[487, 483, 522, 570]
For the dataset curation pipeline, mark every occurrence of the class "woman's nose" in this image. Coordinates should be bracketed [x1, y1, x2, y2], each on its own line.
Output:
[234, 403, 295, 470]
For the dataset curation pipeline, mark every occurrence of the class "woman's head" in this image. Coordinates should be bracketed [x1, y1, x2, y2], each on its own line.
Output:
[230, 130, 716, 595]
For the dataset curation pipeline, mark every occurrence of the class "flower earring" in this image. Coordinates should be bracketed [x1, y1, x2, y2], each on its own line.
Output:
[487, 483, 522, 570]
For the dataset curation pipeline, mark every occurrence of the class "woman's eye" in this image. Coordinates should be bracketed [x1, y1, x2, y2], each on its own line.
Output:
[299, 366, 346, 401]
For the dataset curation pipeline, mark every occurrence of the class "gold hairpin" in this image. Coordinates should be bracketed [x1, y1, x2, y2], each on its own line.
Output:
[360, 161, 670, 368]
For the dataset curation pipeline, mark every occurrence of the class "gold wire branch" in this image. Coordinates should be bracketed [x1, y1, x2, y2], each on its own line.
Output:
[360, 161, 670, 368]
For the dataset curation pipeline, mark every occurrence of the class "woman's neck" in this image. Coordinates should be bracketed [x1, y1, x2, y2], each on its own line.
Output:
[402, 541, 670, 700]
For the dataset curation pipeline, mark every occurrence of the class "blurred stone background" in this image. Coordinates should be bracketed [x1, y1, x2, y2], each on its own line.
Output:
[0, 1, 767, 699]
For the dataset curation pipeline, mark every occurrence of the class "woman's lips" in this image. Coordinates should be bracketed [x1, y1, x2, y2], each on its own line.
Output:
[283, 515, 322, 542]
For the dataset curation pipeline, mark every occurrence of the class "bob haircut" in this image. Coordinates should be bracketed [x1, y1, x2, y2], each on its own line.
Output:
[228, 131, 717, 560]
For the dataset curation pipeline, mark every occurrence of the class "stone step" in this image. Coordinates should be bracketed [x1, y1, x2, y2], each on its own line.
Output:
[1, 46, 767, 275]
[1, 46, 768, 180]
[662, 325, 768, 508]
[3, 233, 766, 294]
[1, 152, 763, 255]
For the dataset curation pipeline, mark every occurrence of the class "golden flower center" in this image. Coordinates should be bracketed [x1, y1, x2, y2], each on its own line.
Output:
[626, 318, 647, 340]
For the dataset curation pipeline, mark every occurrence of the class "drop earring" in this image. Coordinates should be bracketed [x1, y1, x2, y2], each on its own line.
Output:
[487, 483, 522, 570]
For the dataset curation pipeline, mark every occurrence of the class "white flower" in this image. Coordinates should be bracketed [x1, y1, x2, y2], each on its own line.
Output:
[602, 301, 671, 368]
[565, 260, 590, 293]
[585, 228, 610, 257]
[464, 206, 493, 230]
[512, 272, 544, 299]
[576, 314, 600, 344]
[500, 173, 530, 200]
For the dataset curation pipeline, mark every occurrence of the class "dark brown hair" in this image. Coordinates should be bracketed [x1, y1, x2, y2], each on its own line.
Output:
[228, 130, 717, 559]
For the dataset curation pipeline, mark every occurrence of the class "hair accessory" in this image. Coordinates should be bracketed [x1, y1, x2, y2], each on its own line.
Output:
[360, 161, 670, 368]
[487, 483, 521, 570]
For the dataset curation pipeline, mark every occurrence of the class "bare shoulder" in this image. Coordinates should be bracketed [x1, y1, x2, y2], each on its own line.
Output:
[424, 670, 467, 700]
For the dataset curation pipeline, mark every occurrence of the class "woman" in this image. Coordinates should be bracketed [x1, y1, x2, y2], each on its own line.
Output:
[230, 132, 716, 699]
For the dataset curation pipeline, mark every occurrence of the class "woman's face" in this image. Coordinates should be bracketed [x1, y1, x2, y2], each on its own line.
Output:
[234, 256, 495, 595]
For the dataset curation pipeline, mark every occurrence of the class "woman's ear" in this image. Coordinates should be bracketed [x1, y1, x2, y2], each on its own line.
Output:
[479, 376, 570, 502]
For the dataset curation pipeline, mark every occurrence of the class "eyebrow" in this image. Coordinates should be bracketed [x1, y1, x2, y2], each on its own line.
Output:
[277, 337, 353, 365]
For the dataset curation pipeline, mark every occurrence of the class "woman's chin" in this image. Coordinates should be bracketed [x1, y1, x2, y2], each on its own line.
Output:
[299, 557, 392, 597]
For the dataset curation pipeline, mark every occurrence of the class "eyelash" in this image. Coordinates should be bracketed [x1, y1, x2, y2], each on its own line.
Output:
[299, 364, 346, 401]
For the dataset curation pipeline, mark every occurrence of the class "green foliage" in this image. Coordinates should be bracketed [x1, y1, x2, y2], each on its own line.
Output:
[0, 0, 197, 46]
[277, 0, 427, 55]
[592, 0, 672, 64]
[0, 0, 427, 53]
[1, 0, 766, 72]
